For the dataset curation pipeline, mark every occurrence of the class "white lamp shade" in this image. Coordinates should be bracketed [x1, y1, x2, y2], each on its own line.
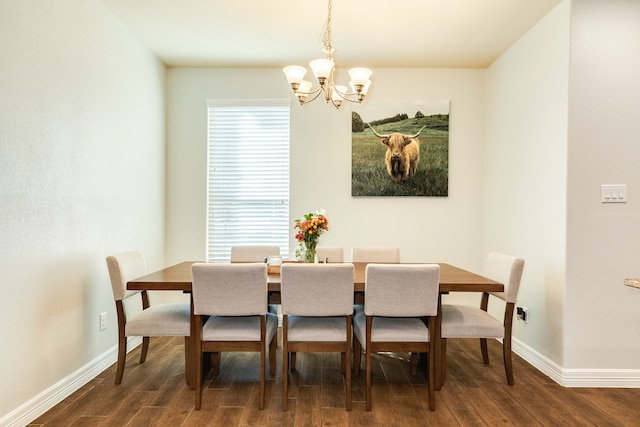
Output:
[309, 58, 335, 79]
[348, 67, 373, 86]
[296, 80, 313, 94]
[332, 85, 347, 101]
[283, 65, 307, 84]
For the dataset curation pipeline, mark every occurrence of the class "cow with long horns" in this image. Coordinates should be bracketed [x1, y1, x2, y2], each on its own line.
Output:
[368, 124, 426, 183]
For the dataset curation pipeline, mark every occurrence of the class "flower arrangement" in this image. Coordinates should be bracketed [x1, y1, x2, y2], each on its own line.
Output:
[294, 209, 329, 263]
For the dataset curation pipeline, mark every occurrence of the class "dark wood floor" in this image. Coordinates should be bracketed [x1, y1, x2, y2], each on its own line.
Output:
[28, 334, 640, 426]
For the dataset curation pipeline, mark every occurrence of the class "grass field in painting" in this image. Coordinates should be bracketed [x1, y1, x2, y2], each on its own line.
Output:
[352, 116, 449, 197]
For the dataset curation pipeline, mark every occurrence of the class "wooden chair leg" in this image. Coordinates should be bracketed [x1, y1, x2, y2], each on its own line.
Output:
[211, 352, 220, 376]
[428, 350, 435, 411]
[503, 335, 514, 385]
[480, 337, 489, 364]
[365, 347, 372, 411]
[440, 338, 447, 385]
[259, 347, 265, 410]
[345, 348, 352, 411]
[291, 352, 297, 370]
[353, 337, 361, 376]
[195, 345, 203, 410]
[115, 334, 127, 385]
[345, 316, 352, 411]
[269, 336, 277, 379]
[140, 336, 150, 363]
[183, 336, 192, 386]
[282, 318, 289, 411]
[410, 352, 418, 376]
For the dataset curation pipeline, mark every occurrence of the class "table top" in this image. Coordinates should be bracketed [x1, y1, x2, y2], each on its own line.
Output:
[127, 261, 503, 293]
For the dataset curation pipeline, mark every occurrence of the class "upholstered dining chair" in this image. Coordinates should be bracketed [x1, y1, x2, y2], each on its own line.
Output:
[280, 263, 355, 411]
[316, 246, 344, 263]
[230, 245, 280, 263]
[352, 247, 400, 339]
[353, 263, 440, 411]
[230, 245, 280, 316]
[440, 252, 525, 385]
[106, 251, 191, 385]
[191, 263, 277, 410]
[351, 246, 400, 263]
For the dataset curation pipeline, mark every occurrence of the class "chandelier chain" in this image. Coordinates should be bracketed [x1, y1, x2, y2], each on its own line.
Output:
[320, 0, 334, 56]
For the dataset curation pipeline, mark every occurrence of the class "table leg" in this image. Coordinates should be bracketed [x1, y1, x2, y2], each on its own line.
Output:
[186, 295, 197, 389]
[434, 293, 442, 390]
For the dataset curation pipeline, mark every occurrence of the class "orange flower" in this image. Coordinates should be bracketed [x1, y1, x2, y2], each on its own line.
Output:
[294, 209, 330, 260]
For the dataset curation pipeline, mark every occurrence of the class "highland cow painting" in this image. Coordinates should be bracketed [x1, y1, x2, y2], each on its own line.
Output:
[352, 100, 449, 197]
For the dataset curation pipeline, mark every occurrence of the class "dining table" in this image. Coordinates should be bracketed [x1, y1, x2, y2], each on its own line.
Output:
[127, 260, 503, 390]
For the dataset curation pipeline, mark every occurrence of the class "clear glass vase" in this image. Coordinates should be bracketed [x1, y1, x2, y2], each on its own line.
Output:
[304, 242, 317, 263]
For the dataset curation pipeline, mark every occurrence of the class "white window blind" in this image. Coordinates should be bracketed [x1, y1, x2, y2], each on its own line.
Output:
[206, 99, 291, 262]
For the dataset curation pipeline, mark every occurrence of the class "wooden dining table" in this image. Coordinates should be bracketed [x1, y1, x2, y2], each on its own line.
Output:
[127, 261, 503, 390]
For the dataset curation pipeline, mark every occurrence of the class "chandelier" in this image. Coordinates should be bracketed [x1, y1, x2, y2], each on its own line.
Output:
[282, 0, 373, 109]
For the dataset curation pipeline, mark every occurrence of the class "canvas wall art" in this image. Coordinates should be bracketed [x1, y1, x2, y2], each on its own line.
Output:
[352, 99, 449, 197]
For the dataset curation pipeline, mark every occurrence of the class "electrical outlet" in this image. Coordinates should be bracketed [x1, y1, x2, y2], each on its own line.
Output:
[100, 312, 107, 331]
[516, 306, 528, 323]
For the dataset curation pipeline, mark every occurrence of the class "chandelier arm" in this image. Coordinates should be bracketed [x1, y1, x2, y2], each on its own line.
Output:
[298, 88, 324, 105]
[331, 88, 362, 102]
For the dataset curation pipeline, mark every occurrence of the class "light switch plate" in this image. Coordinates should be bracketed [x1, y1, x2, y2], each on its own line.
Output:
[601, 184, 627, 203]
[100, 312, 107, 331]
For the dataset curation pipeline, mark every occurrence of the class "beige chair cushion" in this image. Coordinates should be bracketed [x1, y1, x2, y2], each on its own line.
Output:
[286, 315, 348, 341]
[125, 302, 191, 337]
[441, 304, 504, 338]
[202, 313, 277, 342]
[353, 312, 429, 350]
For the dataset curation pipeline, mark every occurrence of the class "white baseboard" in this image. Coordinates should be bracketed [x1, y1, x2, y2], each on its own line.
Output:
[0, 337, 141, 427]
[512, 337, 640, 387]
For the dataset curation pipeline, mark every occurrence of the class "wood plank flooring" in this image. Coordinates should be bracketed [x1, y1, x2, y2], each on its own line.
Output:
[28, 334, 640, 426]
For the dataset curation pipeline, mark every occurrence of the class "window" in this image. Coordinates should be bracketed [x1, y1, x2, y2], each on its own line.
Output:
[206, 99, 290, 262]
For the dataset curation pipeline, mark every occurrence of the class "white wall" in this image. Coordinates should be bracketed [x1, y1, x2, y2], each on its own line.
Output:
[165, 68, 488, 283]
[0, 0, 166, 421]
[484, 2, 570, 367]
[485, 0, 640, 381]
[566, 0, 640, 369]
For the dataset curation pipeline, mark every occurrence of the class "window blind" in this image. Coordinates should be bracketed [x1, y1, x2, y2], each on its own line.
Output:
[206, 99, 291, 262]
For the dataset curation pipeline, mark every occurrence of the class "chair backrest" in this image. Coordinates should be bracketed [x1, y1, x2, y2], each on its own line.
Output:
[191, 263, 268, 316]
[351, 247, 400, 263]
[364, 264, 440, 317]
[316, 246, 344, 263]
[106, 251, 147, 301]
[484, 252, 525, 303]
[230, 246, 280, 262]
[280, 263, 354, 316]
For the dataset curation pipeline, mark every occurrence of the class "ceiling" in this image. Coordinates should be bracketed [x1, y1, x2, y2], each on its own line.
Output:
[98, 0, 562, 69]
